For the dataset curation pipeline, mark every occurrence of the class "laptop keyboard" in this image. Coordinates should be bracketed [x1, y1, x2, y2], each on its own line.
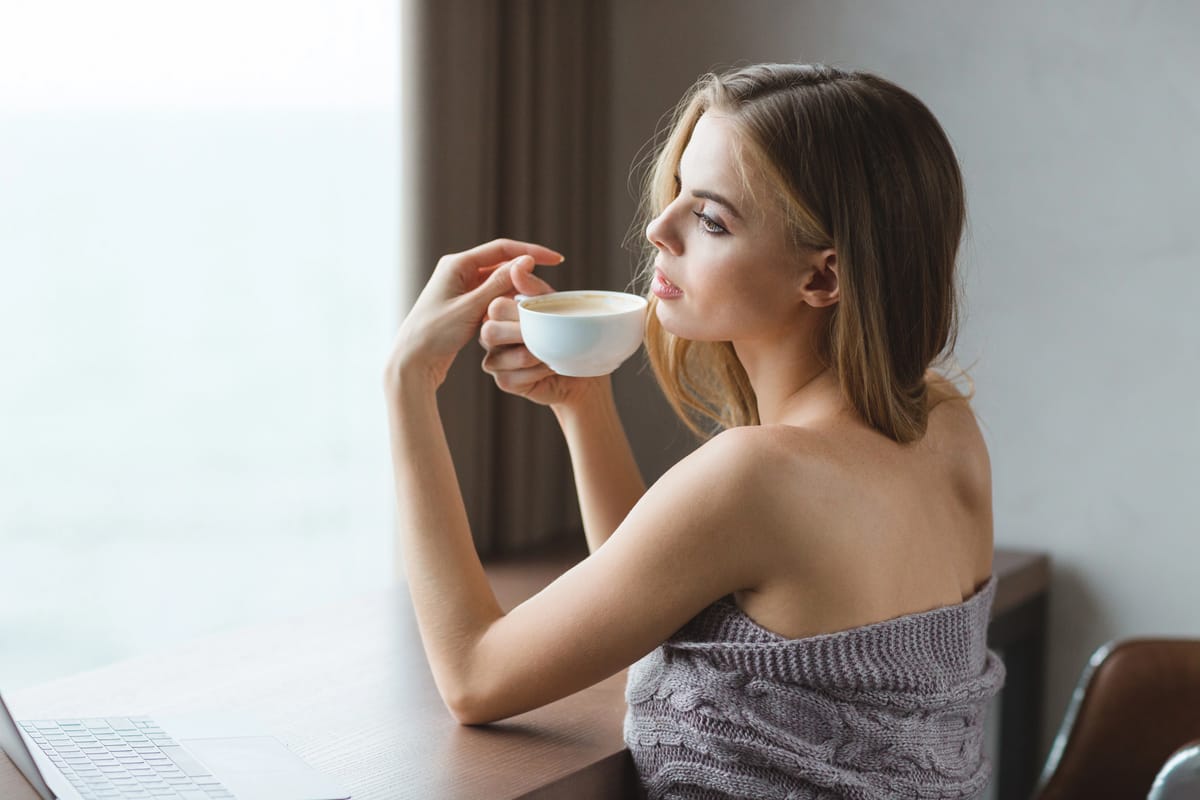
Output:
[19, 717, 235, 799]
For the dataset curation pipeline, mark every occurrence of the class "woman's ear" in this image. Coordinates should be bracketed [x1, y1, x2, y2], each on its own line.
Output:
[798, 248, 839, 308]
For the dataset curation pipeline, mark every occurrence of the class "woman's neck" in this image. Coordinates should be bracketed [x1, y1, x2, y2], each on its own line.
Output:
[733, 336, 847, 428]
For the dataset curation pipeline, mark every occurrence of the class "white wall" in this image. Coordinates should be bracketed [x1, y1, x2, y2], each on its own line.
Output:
[607, 0, 1200, 762]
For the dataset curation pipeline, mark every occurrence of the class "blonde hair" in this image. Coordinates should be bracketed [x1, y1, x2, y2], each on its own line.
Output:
[632, 63, 976, 445]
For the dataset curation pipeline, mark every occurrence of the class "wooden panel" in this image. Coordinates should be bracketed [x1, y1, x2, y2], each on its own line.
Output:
[992, 548, 1052, 619]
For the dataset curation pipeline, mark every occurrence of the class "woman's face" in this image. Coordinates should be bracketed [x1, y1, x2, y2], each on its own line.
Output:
[646, 112, 828, 343]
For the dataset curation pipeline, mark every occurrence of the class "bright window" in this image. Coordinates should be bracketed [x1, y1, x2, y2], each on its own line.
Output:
[0, 0, 400, 688]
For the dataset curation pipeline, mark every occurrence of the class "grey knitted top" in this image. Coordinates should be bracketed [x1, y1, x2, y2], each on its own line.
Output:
[624, 576, 1005, 799]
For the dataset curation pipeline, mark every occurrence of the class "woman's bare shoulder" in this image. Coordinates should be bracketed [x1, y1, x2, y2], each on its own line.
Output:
[924, 368, 982, 430]
[693, 425, 842, 534]
[923, 369, 991, 497]
[652, 426, 807, 516]
[700, 424, 832, 472]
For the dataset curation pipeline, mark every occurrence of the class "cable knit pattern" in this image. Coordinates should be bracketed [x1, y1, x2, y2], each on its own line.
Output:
[624, 577, 1005, 799]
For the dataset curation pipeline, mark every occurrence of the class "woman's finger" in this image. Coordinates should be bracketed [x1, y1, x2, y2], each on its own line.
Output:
[511, 256, 559, 297]
[493, 362, 556, 393]
[454, 238, 564, 273]
[486, 296, 519, 323]
[479, 318, 523, 348]
[482, 344, 541, 373]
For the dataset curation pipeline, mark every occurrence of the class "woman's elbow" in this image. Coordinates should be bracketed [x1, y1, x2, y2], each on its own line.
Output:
[448, 700, 489, 726]
[445, 685, 505, 726]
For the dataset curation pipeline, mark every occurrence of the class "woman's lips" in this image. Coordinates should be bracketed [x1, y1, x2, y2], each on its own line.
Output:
[652, 269, 683, 299]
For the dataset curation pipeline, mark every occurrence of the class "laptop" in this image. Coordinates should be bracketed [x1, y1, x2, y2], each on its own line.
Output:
[0, 689, 350, 800]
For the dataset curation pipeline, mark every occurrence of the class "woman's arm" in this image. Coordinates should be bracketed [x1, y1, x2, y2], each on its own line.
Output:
[551, 378, 646, 554]
[453, 427, 774, 724]
[385, 238, 779, 725]
[385, 372, 503, 710]
[388, 368, 773, 725]
[383, 239, 565, 711]
[387, 351, 772, 726]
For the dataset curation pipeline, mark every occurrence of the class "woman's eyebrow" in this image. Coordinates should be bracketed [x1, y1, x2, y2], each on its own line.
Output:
[675, 172, 743, 220]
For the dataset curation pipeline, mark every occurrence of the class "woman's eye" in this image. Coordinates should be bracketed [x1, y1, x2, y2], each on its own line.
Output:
[692, 210, 726, 235]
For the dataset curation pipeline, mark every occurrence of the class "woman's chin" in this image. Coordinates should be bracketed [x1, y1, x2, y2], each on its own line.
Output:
[653, 300, 683, 334]
[654, 302, 720, 342]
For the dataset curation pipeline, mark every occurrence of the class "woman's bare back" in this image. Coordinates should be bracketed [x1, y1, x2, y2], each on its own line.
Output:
[731, 374, 993, 640]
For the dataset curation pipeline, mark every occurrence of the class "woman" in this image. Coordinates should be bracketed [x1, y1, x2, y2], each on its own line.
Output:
[384, 63, 1004, 798]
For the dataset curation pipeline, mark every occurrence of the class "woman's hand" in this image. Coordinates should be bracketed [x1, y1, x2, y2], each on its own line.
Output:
[479, 260, 609, 408]
[385, 238, 564, 391]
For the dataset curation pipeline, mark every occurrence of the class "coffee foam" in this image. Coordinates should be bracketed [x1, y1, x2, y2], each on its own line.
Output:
[522, 293, 640, 316]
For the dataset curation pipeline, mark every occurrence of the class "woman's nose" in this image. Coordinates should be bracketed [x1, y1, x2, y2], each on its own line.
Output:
[645, 208, 680, 255]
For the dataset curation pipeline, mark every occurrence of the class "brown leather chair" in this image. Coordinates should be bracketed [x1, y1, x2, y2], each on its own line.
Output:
[1034, 638, 1200, 800]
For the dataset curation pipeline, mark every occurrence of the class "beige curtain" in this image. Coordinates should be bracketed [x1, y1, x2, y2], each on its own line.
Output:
[400, 0, 612, 558]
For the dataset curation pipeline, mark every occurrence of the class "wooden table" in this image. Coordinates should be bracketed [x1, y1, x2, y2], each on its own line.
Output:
[1, 548, 1048, 800]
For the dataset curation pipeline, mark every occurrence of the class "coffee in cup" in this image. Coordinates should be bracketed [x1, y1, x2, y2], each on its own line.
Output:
[516, 290, 647, 377]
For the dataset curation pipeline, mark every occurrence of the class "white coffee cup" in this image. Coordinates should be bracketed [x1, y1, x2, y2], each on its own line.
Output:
[515, 290, 648, 377]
